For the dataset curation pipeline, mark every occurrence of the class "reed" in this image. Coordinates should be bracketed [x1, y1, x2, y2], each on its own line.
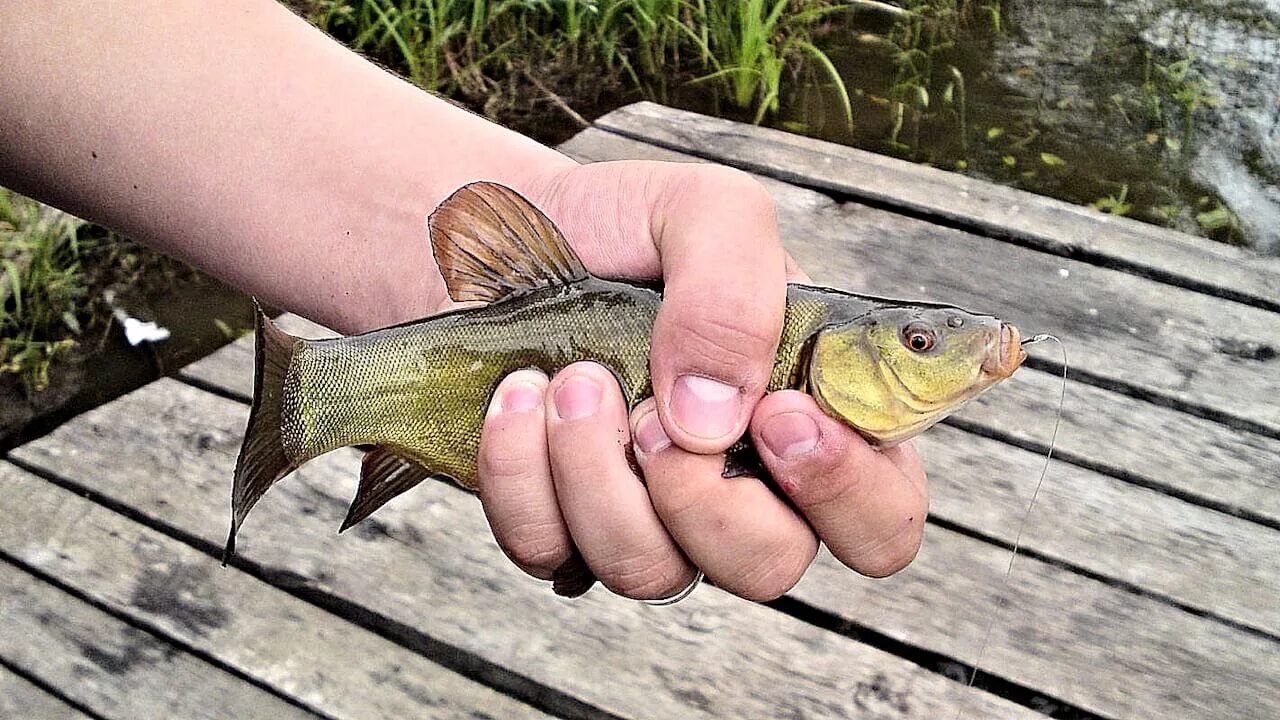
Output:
[0, 190, 88, 393]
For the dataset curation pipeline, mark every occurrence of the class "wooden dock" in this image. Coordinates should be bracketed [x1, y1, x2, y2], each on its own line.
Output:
[3, 102, 1278, 719]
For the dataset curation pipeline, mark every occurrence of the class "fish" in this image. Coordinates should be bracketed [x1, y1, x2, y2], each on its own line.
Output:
[226, 181, 1026, 595]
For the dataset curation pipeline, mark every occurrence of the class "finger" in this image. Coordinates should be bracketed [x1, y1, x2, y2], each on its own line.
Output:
[750, 391, 930, 578]
[546, 362, 696, 600]
[476, 369, 570, 580]
[647, 164, 788, 454]
[631, 398, 818, 601]
[784, 252, 811, 282]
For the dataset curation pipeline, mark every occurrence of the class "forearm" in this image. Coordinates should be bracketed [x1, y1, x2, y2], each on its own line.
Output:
[0, 0, 575, 332]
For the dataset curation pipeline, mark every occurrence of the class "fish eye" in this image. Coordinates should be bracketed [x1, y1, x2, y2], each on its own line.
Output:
[902, 323, 937, 353]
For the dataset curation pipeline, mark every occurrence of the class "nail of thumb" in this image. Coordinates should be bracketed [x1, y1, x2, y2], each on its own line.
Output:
[669, 374, 742, 441]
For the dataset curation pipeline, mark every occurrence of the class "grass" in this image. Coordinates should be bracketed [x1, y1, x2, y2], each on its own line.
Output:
[688, 0, 852, 125]
[307, 0, 855, 128]
[0, 191, 89, 393]
[0, 189, 187, 395]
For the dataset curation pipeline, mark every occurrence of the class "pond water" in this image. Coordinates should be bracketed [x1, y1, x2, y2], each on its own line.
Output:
[0, 275, 254, 452]
[763, 0, 1280, 253]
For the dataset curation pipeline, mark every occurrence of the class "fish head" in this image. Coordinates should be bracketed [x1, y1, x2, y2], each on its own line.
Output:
[807, 305, 1025, 446]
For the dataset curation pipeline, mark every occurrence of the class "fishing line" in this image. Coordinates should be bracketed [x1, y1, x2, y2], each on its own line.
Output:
[955, 333, 1066, 717]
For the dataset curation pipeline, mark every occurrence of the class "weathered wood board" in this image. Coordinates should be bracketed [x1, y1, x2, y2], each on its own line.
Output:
[594, 101, 1280, 310]
[180, 313, 335, 401]
[10, 379, 1039, 720]
[14, 372, 1280, 718]
[0, 664, 90, 720]
[958, 364, 1280, 528]
[0, 462, 553, 720]
[0, 558, 317, 720]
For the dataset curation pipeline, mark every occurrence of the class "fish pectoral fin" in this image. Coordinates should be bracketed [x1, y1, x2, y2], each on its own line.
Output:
[340, 446, 435, 532]
[552, 550, 598, 598]
[427, 181, 588, 303]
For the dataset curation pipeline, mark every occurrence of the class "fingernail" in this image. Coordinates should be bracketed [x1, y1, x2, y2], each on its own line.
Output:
[554, 374, 602, 420]
[760, 412, 820, 460]
[670, 375, 741, 440]
[487, 372, 546, 418]
[633, 409, 671, 455]
[501, 382, 543, 413]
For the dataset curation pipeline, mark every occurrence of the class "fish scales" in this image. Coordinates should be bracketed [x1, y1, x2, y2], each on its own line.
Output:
[282, 280, 849, 488]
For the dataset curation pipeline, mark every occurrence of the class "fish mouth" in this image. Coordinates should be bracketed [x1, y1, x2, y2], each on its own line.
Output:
[982, 322, 1026, 379]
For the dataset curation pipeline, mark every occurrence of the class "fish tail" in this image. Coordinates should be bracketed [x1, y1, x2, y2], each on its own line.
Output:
[224, 302, 301, 563]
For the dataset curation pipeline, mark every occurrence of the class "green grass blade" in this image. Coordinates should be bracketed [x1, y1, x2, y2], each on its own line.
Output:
[793, 39, 853, 128]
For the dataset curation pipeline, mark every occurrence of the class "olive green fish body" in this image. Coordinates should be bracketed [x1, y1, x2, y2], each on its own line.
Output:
[280, 279, 875, 487]
[284, 277, 660, 487]
[225, 181, 1024, 569]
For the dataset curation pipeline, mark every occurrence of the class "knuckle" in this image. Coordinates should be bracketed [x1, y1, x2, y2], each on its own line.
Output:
[840, 517, 926, 579]
[724, 541, 812, 601]
[666, 308, 778, 383]
[789, 455, 868, 511]
[478, 438, 543, 481]
[595, 548, 689, 599]
[651, 480, 710, 530]
[688, 165, 775, 214]
[499, 518, 571, 573]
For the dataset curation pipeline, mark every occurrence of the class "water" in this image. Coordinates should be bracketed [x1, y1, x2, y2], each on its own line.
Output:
[0, 275, 254, 452]
[767, 0, 1280, 253]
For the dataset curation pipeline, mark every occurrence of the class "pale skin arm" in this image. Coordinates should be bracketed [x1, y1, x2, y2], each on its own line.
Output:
[1, 0, 928, 601]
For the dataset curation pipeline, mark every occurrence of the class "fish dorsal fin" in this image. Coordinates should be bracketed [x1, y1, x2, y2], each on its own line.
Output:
[428, 181, 588, 303]
[340, 446, 434, 532]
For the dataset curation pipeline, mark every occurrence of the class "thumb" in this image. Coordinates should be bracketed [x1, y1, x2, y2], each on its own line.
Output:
[647, 165, 788, 454]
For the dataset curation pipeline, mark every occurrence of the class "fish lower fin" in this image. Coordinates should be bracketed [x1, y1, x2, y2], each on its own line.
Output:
[552, 551, 598, 598]
[225, 303, 300, 563]
[340, 446, 434, 532]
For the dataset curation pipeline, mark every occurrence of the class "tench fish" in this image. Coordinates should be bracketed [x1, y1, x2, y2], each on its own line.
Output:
[227, 181, 1026, 592]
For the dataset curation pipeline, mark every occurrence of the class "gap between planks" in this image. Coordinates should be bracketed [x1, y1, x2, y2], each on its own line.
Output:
[0, 459, 600, 720]
[0, 552, 328, 720]
[0, 655, 100, 720]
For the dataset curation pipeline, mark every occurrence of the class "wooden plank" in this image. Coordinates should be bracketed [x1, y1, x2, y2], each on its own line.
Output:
[559, 127, 1280, 511]
[958, 364, 1280, 527]
[15, 379, 1280, 719]
[0, 664, 91, 720]
[9, 380, 1040, 720]
[919, 420, 1280, 638]
[0, 463, 554, 720]
[179, 314, 334, 400]
[792, 531, 1280, 720]
[0, 561, 317, 720]
[594, 102, 1280, 310]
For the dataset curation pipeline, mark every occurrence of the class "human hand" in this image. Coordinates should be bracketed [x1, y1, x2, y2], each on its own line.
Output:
[476, 160, 929, 601]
